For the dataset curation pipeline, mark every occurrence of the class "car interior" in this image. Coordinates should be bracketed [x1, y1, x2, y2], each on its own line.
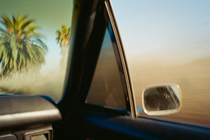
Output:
[0, 0, 210, 140]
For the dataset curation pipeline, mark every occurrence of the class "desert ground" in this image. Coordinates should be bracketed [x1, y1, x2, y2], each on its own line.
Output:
[128, 57, 210, 127]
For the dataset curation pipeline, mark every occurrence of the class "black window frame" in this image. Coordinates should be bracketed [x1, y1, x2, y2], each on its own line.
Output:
[79, 0, 137, 117]
[104, 0, 136, 117]
[85, 4, 130, 112]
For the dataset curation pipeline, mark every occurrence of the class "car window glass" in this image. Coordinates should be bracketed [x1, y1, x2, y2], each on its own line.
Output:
[86, 27, 127, 110]
[112, 0, 210, 126]
[0, 0, 73, 102]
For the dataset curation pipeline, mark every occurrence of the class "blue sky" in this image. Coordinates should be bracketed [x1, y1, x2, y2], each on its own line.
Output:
[111, 0, 210, 65]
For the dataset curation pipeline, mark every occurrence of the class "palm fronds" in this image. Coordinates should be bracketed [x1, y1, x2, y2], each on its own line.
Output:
[0, 14, 48, 75]
[56, 25, 71, 70]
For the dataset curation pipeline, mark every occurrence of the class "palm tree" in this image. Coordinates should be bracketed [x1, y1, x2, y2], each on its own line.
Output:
[0, 14, 48, 75]
[56, 25, 71, 70]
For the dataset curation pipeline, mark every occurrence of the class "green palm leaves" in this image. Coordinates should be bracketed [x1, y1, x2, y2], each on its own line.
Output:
[56, 25, 71, 70]
[0, 14, 48, 75]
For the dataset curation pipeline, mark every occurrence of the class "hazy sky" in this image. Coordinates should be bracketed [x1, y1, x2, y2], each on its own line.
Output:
[1, 0, 210, 72]
[0, 0, 73, 72]
[111, 0, 210, 65]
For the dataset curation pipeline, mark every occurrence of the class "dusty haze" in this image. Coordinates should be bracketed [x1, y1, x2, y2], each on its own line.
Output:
[0, 71, 66, 102]
[0, 56, 209, 127]
[129, 57, 210, 127]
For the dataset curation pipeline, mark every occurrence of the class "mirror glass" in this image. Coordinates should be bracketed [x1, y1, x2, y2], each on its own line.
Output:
[143, 85, 181, 112]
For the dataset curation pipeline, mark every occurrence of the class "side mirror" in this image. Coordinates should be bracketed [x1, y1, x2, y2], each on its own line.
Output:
[142, 84, 182, 116]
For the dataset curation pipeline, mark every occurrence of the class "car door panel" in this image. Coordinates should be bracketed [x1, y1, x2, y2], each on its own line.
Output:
[68, 109, 209, 140]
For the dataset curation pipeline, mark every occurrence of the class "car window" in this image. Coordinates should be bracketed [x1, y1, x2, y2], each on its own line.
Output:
[0, 0, 73, 102]
[85, 10, 127, 110]
[112, 0, 210, 126]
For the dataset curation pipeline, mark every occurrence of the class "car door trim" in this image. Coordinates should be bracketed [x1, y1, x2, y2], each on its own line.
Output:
[104, 0, 137, 118]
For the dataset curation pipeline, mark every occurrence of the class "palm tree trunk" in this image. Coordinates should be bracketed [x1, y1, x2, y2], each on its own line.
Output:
[60, 44, 69, 71]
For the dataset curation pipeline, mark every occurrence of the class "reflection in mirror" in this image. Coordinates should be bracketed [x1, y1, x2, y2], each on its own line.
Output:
[142, 84, 182, 115]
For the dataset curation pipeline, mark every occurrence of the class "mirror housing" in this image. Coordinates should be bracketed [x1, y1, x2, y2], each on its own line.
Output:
[142, 84, 182, 116]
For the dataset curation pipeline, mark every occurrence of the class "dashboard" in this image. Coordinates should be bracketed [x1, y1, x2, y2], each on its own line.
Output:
[0, 95, 61, 140]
